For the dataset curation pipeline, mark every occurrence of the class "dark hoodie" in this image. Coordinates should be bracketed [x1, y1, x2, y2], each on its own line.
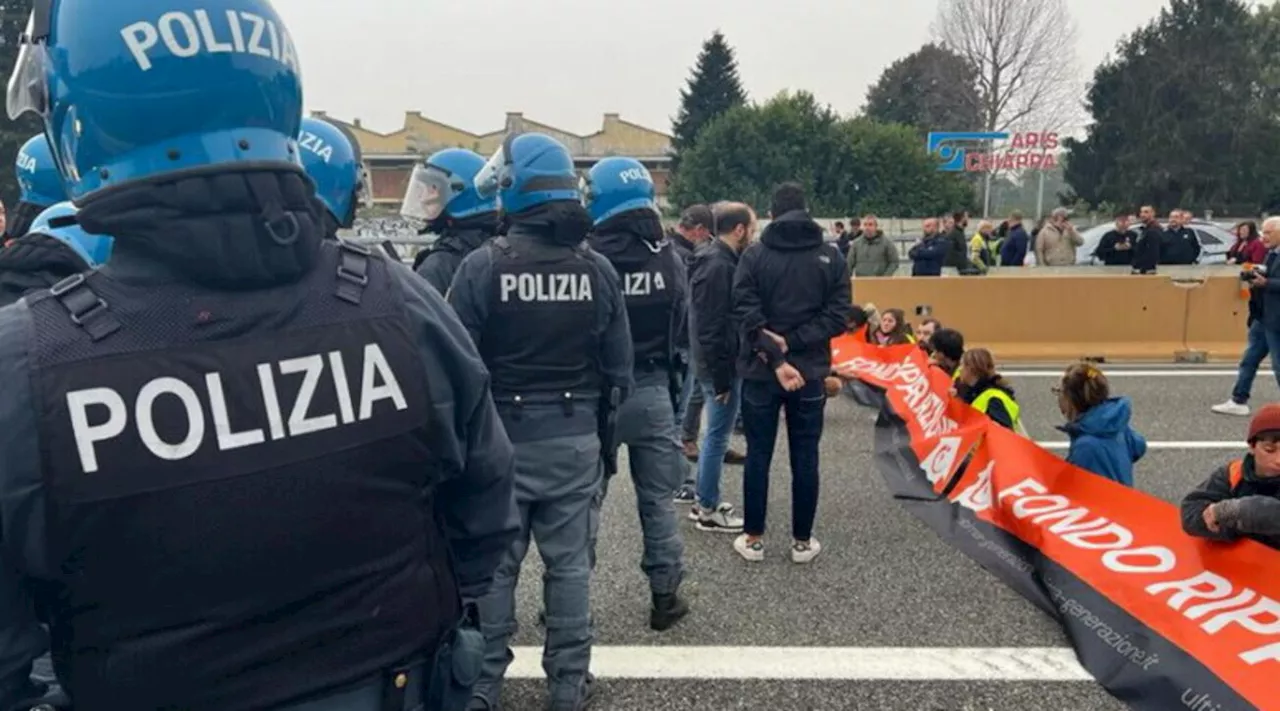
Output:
[1181, 454, 1280, 550]
[0, 233, 91, 308]
[413, 213, 500, 294]
[589, 209, 687, 386]
[733, 210, 852, 383]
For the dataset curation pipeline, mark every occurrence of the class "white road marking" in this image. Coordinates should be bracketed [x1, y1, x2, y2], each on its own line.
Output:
[1038, 441, 1240, 450]
[1006, 370, 1242, 377]
[506, 646, 1090, 680]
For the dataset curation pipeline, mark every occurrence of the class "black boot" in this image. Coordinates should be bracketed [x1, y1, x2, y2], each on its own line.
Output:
[649, 591, 690, 631]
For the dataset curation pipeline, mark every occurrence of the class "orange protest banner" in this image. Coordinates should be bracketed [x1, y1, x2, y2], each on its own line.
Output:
[831, 331, 1280, 711]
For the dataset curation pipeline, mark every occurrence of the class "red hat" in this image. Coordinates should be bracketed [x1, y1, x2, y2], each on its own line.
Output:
[1248, 403, 1280, 442]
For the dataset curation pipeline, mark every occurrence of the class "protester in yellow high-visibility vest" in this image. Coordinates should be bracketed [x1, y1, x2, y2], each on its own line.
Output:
[957, 348, 1026, 435]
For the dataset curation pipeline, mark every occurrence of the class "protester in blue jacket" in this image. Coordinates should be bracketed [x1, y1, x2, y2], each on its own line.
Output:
[1000, 211, 1030, 266]
[1056, 364, 1147, 486]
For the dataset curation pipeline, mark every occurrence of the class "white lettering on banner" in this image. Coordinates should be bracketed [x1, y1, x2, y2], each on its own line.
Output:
[835, 353, 958, 439]
[998, 480, 1280, 666]
[618, 167, 651, 184]
[498, 273, 593, 303]
[919, 436, 962, 485]
[120, 9, 300, 73]
[16, 151, 36, 173]
[298, 131, 334, 163]
[955, 460, 995, 513]
[65, 343, 406, 473]
[622, 271, 665, 297]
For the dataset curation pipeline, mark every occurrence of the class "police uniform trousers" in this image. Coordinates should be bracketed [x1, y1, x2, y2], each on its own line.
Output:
[589, 380, 685, 594]
[473, 428, 601, 708]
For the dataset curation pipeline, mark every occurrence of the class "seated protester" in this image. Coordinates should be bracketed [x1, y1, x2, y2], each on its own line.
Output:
[869, 307, 914, 346]
[0, 202, 114, 308]
[825, 304, 871, 397]
[957, 348, 1025, 435]
[1055, 363, 1147, 486]
[916, 317, 941, 356]
[1181, 404, 1280, 549]
[929, 327, 965, 382]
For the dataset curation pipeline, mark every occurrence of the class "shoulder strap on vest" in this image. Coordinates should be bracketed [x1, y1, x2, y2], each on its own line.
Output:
[1228, 459, 1245, 490]
[48, 272, 121, 341]
[490, 236, 514, 257]
[335, 239, 372, 305]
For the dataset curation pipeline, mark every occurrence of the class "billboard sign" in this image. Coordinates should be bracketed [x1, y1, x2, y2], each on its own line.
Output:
[927, 131, 1059, 172]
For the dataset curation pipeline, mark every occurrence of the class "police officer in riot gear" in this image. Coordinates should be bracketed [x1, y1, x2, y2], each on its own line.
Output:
[404, 148, 501, 293]
[3, 135, 66, 243]
[0, 2, 519, 710]
[298, 115, 371, 238]
[0, 201, 114, 307]
[447, 133, 633, 711]
[584, 157, 690, 631]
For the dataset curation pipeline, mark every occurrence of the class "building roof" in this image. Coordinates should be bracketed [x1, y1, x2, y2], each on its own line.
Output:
[312, 111, 673, 161]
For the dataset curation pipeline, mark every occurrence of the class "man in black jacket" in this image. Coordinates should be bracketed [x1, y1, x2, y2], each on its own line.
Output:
[1132, 205, 1163, 274]
[686, 203, 754, 533]
[1160, 209, 1201, 265]
[731, 183, 852, 563]
[1094, 213, 1135, 266]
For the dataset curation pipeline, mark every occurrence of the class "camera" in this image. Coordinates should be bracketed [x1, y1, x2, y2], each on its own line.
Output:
[1242, 264, 1268, 281]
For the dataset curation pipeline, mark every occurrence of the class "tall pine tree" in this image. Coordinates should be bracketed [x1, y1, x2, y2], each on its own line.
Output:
[671, 31, 747, 163]
[0, 0, 41, 210]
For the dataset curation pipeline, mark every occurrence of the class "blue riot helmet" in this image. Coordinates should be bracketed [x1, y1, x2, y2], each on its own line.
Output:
[28, 201, 114, 267]
[6, 0, 304, 201]
[474, 133, 581, 216]
[400, 148, 498, 223]
[15, 134, 66, 208]
[583, 157, 657, 226]
[298, 117, 370, 228]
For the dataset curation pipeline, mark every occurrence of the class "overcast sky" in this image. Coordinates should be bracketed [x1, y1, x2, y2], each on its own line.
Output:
[273, 0, 1182, 137]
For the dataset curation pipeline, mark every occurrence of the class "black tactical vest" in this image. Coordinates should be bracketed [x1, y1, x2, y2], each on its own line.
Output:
[609, 238, 677, 367]
[479, 236, 602, 398]
[26, 241, 460, 711]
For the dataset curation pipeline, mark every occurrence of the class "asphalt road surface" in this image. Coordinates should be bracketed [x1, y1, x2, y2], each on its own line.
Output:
[496, 364, 1274, 710]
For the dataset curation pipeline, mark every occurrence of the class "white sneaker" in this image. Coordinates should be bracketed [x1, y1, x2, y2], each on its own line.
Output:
[1211, 400, 1250, 417]
[734, 534, 764, 562]
[791, 538, 822, 564]
[695, 503, 744, 533]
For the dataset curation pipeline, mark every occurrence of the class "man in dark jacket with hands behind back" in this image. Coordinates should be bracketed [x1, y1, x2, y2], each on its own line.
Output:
[731, 183, 853, 564]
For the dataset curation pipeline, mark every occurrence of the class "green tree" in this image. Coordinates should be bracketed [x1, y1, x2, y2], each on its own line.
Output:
[670, 31, 747, 159]
[670, 91, 974, 216]
[0, 0, 40, 210]
[863, 43, 983, 135]
[1064, 0, 1280, 213]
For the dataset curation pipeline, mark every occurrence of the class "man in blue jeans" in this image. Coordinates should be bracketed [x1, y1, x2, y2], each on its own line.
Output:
[686, 202, 758, 533]
[1213, 218, 1280, 417]
[732, 183, 852, 563]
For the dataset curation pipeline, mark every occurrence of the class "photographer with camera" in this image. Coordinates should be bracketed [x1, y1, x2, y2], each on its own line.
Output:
[1212, 217, 1280, 416]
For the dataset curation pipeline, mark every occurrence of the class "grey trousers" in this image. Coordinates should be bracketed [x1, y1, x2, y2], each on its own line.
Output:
[472, 432, 601, 708]
[591, 384, 686, 594]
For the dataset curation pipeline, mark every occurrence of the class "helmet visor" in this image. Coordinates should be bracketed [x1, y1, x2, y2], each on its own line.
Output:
[400, 164, 455, 222]
[473, 144, 508, 202]
[6, 14, 49, 121]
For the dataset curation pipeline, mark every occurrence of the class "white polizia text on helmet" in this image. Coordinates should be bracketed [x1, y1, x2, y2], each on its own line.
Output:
[299, 131, 335, 163]
[120, 10, 300, 73]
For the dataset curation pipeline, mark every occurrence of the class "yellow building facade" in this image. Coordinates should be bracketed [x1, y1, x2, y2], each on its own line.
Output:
[312, 111, 674, 208]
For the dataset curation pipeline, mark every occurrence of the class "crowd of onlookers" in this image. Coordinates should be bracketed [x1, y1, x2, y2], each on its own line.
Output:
[829, 206, 1268, 276]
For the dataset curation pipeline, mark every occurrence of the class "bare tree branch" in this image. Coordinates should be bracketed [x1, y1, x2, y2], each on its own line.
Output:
[932, 0, 1085, 134]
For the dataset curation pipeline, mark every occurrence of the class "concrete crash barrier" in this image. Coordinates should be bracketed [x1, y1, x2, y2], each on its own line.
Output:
[851, 270, 1250, 362]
